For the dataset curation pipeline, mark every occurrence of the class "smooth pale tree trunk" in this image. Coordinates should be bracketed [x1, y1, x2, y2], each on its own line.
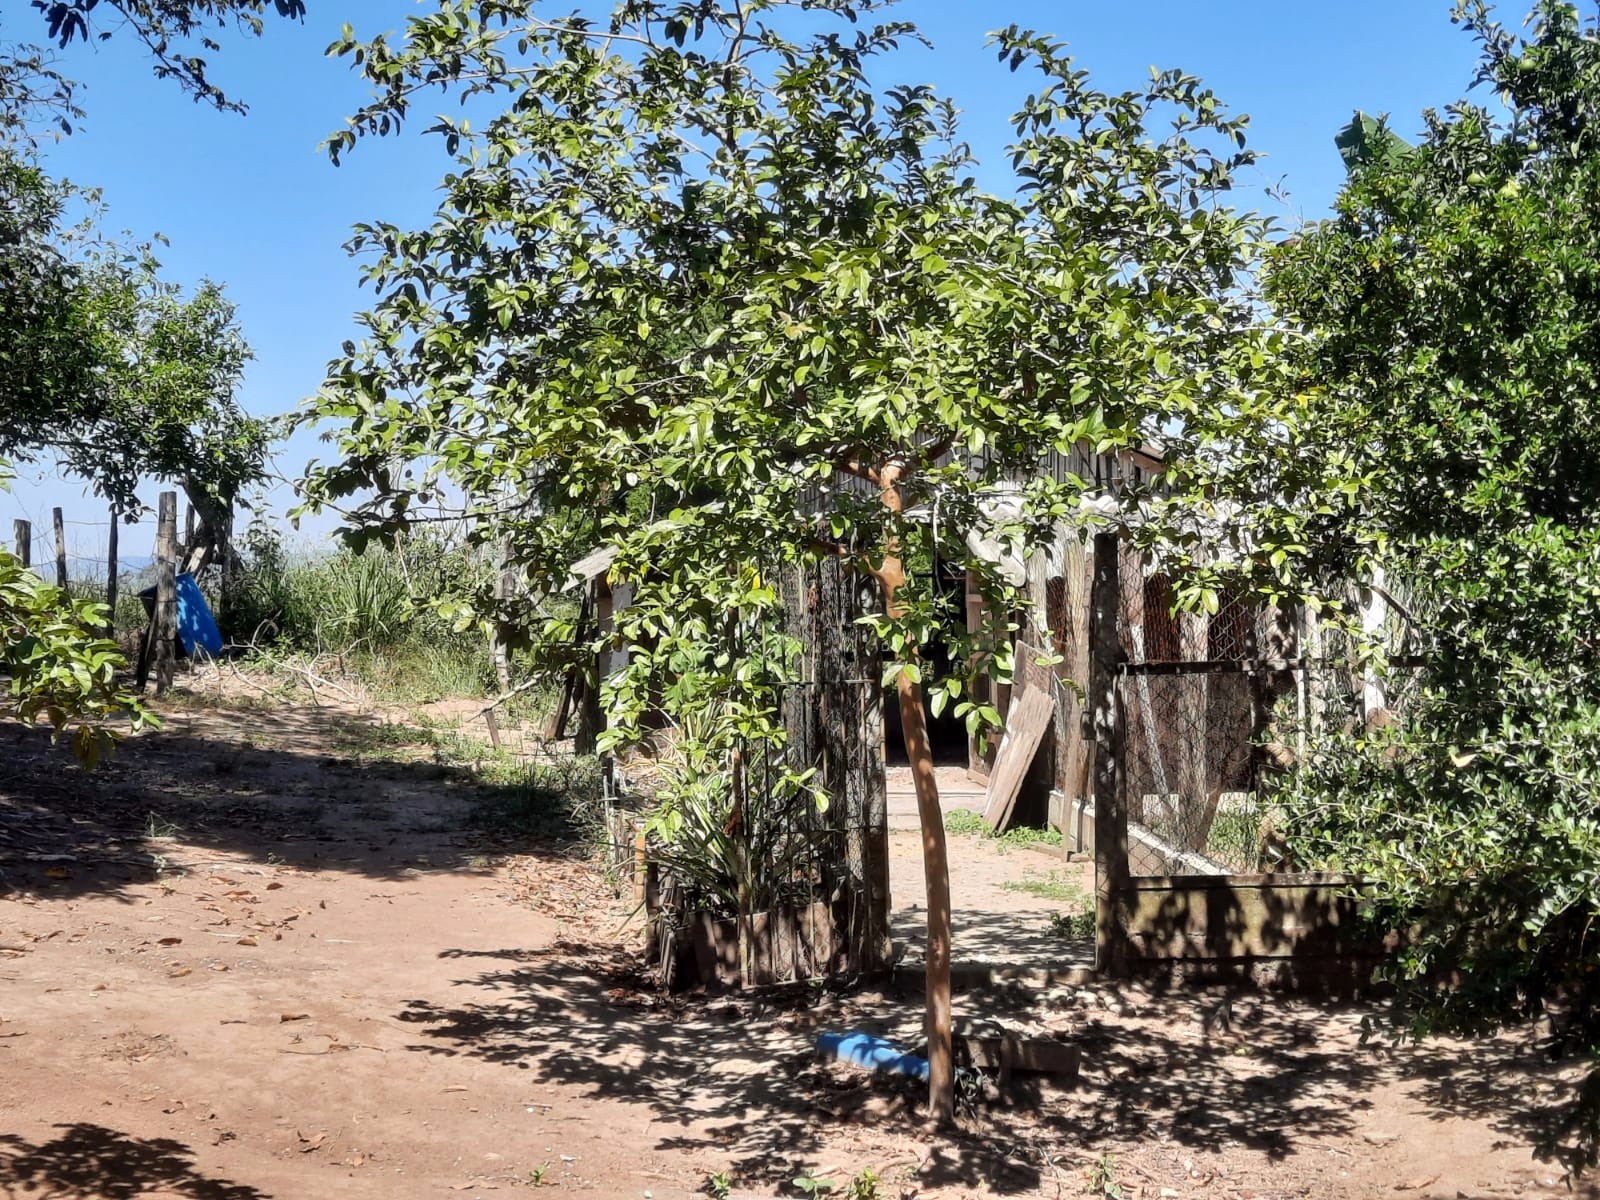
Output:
[872, 467, 955, 1126]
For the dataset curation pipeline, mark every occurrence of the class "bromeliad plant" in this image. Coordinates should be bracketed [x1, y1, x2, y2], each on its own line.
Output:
[615, 587, 825, 922]
[301, 0, 1287, 1121]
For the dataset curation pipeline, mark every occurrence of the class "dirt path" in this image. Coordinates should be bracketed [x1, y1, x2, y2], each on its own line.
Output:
[1, 684, 1596, 1200]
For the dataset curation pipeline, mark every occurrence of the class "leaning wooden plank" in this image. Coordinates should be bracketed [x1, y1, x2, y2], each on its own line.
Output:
[981, 654, 1055, 834]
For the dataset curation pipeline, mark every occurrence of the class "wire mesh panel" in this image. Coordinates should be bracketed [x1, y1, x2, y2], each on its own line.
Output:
[1118, 667, 1262, 875]
[1113, 555, 1300, 877]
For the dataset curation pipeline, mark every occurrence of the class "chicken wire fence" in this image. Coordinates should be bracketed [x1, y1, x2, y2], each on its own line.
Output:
[1114, 559, 1427, 878]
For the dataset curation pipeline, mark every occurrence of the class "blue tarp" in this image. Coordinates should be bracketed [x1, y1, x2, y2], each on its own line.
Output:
[815, 1031, 930, 1081]
[175, 572, 223, 657]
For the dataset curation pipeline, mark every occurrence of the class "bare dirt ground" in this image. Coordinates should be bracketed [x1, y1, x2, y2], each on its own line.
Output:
[1, 678, 1596, 1200]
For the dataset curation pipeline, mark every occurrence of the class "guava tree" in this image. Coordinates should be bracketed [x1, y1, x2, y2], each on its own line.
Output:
[1267, 1, 1600, 1170]
[303, 0, 1281, 1122]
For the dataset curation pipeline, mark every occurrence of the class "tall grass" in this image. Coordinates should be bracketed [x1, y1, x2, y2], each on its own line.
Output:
[228, 523, 500, 703]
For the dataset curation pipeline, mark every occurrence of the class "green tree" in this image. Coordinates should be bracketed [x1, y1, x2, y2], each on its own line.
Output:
[0, 0, 289, 758]
[11, 0, 306, 124]
[0, 147, 269, 559]
[302, 0, 1281, 1121]
[1267, 0, 1600, 1171]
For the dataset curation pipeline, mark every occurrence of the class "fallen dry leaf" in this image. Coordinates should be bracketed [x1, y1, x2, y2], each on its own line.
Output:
[158, 937, 182, 946]
[297, 1130, 328, 1153]
[209, 963, 229, 972]
[236, 936, 258, 948]
[168, 967, 192, 978]
[266, 881, 284, 890]
[280, 1013, 310, 1023]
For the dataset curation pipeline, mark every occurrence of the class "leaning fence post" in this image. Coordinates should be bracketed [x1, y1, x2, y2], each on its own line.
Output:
[1090, 529, 1130, 976]
[106, 508, 120, 639]
[13, 519, 30, 568]
[52, 507, 67, 589]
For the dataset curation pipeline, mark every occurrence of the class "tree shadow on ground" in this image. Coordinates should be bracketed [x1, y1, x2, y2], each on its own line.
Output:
[1405, 1031, 1600, 1180]
[0, 706, 590, 900]
[0, 1123, 268, 1199]
[892, 904, 1096, 977]
[404, 937, 1569, 1195]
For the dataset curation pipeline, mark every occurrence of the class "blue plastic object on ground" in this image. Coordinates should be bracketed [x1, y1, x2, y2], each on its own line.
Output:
[816, 1031, 930, 1081]
[175, 573, 224, 657]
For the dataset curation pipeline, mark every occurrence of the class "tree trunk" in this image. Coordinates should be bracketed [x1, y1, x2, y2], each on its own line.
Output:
[896, 658, 955, 1123]
[873, 467, 955, 1126]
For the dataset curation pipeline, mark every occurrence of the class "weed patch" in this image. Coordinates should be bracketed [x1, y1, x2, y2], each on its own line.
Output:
[1001, 871, 1091, 905]
[942, 807, 1063, 851]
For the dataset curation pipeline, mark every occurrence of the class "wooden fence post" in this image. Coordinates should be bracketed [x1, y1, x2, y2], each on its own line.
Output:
[106, 509, 120, 638]
[52, 507, 67, 589]
[1090, 530, 1130, 976]
[215, 508, 235, 641]
[13, 519, 30, 568]
[139, 493, 180, 695]
[154, 493, 178, 694]
[492, 536, 515, 695]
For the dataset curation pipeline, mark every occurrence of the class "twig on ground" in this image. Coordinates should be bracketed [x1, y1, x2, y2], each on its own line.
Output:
[476, 677, 545, 721]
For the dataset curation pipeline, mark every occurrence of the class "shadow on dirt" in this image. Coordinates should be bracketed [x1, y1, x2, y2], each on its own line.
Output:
[893, 904, 1096, 976]
[398, 944, 1597, 1194]
[0, 1123, 270, 1199]
[0, 708, 593, 900]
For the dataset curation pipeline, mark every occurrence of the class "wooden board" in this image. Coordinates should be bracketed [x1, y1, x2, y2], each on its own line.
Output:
[981, 652, 1055, 834]
[959, 1034, 1081, 1083]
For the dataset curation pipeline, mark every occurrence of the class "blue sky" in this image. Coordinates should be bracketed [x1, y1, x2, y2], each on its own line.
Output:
[5, 0, 1490, 570]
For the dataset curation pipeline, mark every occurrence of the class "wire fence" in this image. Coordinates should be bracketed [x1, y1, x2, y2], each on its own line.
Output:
[1114, 562, 1427, 878]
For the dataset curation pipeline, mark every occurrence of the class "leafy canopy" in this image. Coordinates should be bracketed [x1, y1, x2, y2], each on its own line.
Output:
[14, 0, 306, 126]
[1268, 0, 1600, 1171]
[0, 147, 269, 521]
[303, 0, 1286, 757]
